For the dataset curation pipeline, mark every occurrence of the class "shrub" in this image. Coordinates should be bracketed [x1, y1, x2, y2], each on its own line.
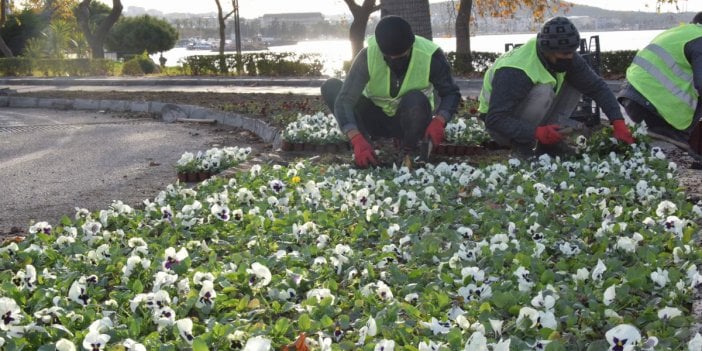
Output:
[0, 58, 33, 76]
[122, 58, 144, 76]
[183, 52, 322, 77]
[600, 50, 637, 79]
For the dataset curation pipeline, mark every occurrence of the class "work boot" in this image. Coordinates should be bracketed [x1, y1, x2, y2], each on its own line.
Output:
[535, 141, 576, 158]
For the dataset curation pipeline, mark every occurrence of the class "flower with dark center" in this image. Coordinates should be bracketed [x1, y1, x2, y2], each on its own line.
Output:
[165, 258, 178, 270]
[2, 311, 14, 326]
[612, 337, 627, 351]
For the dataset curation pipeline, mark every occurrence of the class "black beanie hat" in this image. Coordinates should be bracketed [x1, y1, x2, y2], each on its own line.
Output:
[692, 12, 702, 24]
[375, 15, 415, 56]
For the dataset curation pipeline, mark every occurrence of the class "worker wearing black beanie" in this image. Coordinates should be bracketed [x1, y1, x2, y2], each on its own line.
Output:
[374, 15, 415, 56]
[320, 16, 461, 169]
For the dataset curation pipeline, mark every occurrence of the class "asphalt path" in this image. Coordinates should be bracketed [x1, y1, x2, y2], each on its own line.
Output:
[0, 108, 241, 233]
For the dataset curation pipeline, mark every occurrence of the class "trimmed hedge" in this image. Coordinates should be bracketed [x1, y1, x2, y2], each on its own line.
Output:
[446, 50, 639, 79]
[182, 52, 323, 76]
[0, 49, 638, 78]
[0, 58, 116, 76]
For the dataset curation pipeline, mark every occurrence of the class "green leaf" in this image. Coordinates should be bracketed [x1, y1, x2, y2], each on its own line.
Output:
[193, 337, 210, 351]
[320, 315, 334, 328]
[274, 317, 291, 335]
[586, 340, 610, 351]
[298, 313, 312, 330]
[545, 340, 566, 351]
[131, 279, 144, 294]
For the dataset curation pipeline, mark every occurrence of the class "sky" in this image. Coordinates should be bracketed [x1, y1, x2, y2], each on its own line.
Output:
[100, 0, 702, 18]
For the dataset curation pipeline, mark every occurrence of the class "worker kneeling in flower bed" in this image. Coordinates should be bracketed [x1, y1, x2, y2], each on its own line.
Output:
[618, 12, 702, 157]
[321, 15, 462, 168]
[478, 16, 635, 158]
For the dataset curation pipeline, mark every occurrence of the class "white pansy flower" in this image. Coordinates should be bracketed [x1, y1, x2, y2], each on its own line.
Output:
[650, 268, 670, 288]
[655, 200, 677, 217]
[0, 298, 21, 331]
[82, 331, 110, 351]
[243, 335, 272, 351]
[516, 307, 539, 329]
[374, 339, 395, 351]
[615, 234, 637, 252]
[418, 340, 441, 351]
[493, 339, 511, 351]
[247, 262, 272, 289]
[592, 259, 607, 282]
[176, 318, 194, 344]
[464, 331, 488, 350]
[689, 333, 702, 351]
[56, 339, 76, 351]
[420, 317, 451, 335]
[605, 324, 641, 351]
[603, 284, 616, 306]
[162, 247, 188, 271]
[123, 339, 146, 351]
[306, 288, 334, 303]
[376, 280, 393, 300]
[657, 306, 682, 320]
[196, 280, 217, 308]
[68, 280, 88, 306]
[193, 272, 215, 286]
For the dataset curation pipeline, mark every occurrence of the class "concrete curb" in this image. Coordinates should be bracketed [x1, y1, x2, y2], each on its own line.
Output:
[1, 95, 284, 150]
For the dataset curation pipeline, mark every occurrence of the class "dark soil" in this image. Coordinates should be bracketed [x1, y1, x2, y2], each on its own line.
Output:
[18, 91, 328, 129]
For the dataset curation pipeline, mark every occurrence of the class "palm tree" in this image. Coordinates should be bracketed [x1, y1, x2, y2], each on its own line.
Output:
[380, 0, 432, 40]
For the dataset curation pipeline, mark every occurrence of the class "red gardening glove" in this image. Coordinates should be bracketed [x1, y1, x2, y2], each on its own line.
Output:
[350, 134, 378, 168]
[424, 117, 446, 145]
[534, 124, 563, 145]
[611, 119, 635, 144]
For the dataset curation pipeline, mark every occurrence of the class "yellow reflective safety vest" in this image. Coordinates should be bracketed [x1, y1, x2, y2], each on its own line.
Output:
[478, 38, 565, 113]
[626, 24, 702, 130]
[363, 35, 439, 116]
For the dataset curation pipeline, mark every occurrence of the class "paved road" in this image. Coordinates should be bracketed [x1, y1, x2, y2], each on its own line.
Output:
[0, 108, 243, 232]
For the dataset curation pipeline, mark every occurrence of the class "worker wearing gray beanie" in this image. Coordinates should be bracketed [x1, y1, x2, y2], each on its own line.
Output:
[478, 16, 634, 158]
[320, 15, 461, 169]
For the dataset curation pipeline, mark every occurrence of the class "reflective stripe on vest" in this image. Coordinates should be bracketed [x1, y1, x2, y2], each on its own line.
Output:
[626, 24, 702, 130]
[478, 38, 565, 114]
[363, 35, 439, 116]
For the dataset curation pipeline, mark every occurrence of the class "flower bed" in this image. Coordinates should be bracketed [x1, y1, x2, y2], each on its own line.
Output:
[175, 146, 252, 182]
[1, 134, 702, 350]
[434, 117, 492, 156]
[281, 112, 346, 152]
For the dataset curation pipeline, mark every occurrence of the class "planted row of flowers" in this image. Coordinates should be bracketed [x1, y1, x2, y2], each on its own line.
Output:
[281, 112, 346, 146]
[2, 126, 702, 350]
[280, 113, 491, 155]
[175, 146, 252, 182]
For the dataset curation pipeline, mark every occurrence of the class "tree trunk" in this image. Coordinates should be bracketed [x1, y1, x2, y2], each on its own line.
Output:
[380, 0, 432, 40]
[0, 35, 12, 57]
[343, 0, 380, 59]
[76, 0, 123, 59]
[0, 0, 12, 57]
[215, 0, 226, 56]
[455, 0, 472, 73]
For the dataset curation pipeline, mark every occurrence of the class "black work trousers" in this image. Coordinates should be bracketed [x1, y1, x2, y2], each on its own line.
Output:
[321, 78, 432, 152]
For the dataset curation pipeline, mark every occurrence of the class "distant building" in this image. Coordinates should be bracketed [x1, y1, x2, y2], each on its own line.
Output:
[260, 12, 324, 28]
